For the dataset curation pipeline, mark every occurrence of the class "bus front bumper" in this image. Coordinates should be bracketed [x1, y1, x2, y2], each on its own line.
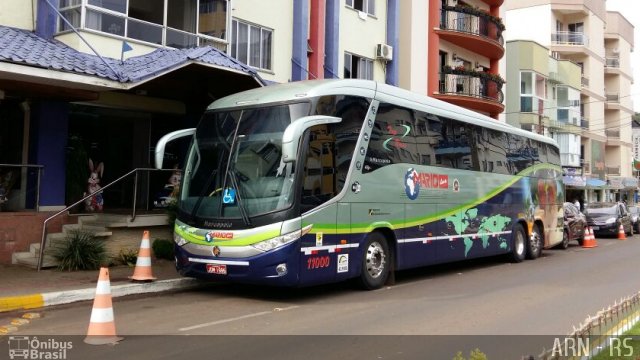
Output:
[173, 242, 300, 287]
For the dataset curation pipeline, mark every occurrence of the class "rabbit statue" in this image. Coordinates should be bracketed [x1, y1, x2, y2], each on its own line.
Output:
[154, 166, 181, 207]
[84, 159, 104, 212]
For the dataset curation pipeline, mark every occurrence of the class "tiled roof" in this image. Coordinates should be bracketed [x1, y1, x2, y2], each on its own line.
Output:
[0, 25, 263, 85]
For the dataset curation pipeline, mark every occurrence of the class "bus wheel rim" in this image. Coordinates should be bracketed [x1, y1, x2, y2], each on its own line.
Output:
[516, 231, 525, 255]
[531, 230, 542, 253]
[366, 241, 386, 279]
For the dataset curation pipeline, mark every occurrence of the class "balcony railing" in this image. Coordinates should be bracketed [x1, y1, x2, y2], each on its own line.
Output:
[606, 93, 620, 103]
[605, 129, 620, 138]
[607, 166, 620, 175]
[581, 75, 589, 87]
[440, 6, 504, 44]
[439, 71, 504, 103]
[580, 118, 589, 129]
[551, 31, 589, 46]
[606, 57, 620, 68]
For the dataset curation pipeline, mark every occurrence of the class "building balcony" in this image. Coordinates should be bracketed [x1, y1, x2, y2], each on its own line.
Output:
[552, 31, 588, 46]
[551, 31, 592, 56]
[606, 129, 623, 146]
[545, 119, 582, 135]
[606, 93, 619, 103]
[581, 75, 589, 88]
[605, 129, 620, 138]
[437, 7, 505, 60]
[606, 56, 620, 68]
[607, 166, 621, 176]
[580, 118, 589, 129]
[435, 71, 504, 115]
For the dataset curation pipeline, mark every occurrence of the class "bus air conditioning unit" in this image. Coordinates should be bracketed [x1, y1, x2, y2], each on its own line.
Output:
[376, 43, 393, 61]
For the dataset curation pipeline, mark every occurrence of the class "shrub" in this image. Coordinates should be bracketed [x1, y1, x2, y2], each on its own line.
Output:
[152, 238, 174, 260]
[50, 230, 107, 271]
[118, 247, 138, 267]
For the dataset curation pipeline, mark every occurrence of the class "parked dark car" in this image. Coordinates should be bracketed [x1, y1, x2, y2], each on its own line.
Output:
[560, 202, 587, 248]
[584, 202, 633, 237]
[629, 205, 640, 233]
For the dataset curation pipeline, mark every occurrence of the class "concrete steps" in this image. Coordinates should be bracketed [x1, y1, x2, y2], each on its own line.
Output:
[13, 213, 170, 269]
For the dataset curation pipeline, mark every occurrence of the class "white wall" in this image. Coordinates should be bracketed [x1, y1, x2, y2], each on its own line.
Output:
[504, 5, 552, 45]
[397, 0, 427, 93]
[339, 0, 388, 82]
[232, 0, 294, 83]
[0, 0, 35, 30]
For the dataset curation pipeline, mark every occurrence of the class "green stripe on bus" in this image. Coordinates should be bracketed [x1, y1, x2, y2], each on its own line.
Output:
[175, 226, 280, 246]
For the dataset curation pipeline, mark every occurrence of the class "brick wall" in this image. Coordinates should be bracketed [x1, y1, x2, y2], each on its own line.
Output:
[0, 212, 75, 264]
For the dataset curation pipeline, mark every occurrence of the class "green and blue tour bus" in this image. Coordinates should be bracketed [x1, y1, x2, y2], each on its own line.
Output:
[155, 79, 564, 290]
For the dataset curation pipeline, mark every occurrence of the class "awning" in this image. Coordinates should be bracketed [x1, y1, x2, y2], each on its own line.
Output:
[563, 175, 586, 187]
[586, 178, 607, 188]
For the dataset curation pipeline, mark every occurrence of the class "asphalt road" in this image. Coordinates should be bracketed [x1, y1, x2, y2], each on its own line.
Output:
[4, 235, 640, 359]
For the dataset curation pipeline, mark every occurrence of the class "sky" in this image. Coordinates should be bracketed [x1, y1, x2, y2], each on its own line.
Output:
[606, 0, 640, 113]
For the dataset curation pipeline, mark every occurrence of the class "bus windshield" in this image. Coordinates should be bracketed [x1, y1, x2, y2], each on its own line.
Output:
[180, 103, 310, 221]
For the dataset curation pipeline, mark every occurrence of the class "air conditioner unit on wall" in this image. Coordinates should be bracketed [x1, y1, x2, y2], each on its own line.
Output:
[376, 43, 393, 61]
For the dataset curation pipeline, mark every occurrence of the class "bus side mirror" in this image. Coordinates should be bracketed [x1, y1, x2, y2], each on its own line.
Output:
[281, 116, 342, 163]
[155, 128, 196, 169]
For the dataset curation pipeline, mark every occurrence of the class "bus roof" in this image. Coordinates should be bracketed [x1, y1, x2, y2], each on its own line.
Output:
[208, 79, 558, 147]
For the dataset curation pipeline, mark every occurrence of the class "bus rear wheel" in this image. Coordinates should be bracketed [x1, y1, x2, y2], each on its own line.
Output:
[359, 232, 390, 290]
[510, 224, 526, 263]
[526, 224, 543, 260]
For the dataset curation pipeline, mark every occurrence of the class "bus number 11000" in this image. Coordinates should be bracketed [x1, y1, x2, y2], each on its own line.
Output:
[307, 256, 330, 269]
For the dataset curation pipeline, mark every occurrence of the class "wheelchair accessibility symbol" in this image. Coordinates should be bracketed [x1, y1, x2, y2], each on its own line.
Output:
[223, 188, 236, 204]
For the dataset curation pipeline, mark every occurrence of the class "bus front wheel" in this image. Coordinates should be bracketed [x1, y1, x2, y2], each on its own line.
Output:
[510, 224, 526, 263]
[359, 232, 390, 290]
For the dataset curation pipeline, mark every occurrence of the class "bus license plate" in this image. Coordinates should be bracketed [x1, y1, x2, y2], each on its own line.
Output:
[206, 264, 227, 275]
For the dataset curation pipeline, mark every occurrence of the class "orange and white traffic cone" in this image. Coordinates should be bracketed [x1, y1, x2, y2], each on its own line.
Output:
[84, 267, 123, 345]
[618, 224, 627, 240]
[129, 230, 156, 282]
[582, 227, 598, 248]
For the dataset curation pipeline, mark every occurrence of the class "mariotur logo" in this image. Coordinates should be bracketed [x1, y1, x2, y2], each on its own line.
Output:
[404, 168, 450, 200]
[7, 336, 73, 360]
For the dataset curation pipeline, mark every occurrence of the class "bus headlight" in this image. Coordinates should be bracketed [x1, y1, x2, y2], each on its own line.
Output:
[251, 225, 312, 252]
[174, 233, 188, 246]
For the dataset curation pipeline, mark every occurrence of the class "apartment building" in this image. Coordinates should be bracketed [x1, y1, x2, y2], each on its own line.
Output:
[398, 0, 505, 120]
[232, 0, 396, 84]
[504, 40, 586, 200]
[504, 0, 636, 203]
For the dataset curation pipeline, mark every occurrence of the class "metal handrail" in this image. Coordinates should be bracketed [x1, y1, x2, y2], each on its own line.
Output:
[37, 167, 178, 271]
[0, 163, 44, 212]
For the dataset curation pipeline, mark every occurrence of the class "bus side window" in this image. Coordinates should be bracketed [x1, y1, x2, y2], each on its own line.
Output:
[364, 103, 416, 173]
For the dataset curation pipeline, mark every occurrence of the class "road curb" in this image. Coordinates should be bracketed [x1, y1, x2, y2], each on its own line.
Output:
[0, 278, 205, 313]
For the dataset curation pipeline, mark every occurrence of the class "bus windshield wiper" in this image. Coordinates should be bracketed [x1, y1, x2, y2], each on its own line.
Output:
[227, 168, 251, 226]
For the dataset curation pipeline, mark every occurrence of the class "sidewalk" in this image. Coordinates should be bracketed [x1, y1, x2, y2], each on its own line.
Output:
[0, 259, 207, 313]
